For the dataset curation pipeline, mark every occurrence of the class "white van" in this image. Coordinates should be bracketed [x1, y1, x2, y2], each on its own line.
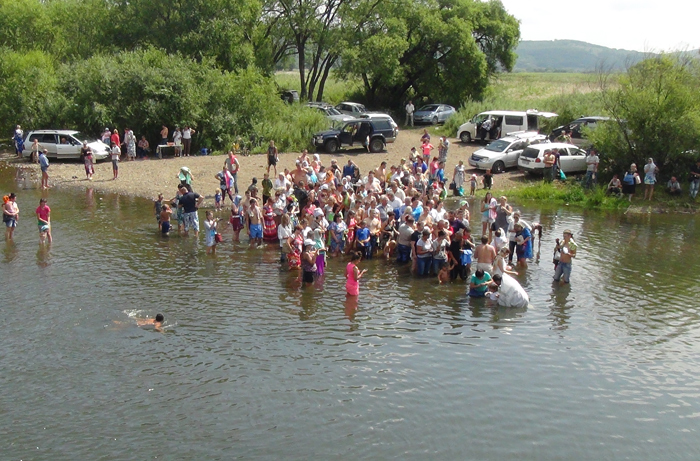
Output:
[457, 109, 557, 143]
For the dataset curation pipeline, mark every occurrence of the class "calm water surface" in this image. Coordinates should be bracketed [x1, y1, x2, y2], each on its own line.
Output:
[1, 167, 700, 459]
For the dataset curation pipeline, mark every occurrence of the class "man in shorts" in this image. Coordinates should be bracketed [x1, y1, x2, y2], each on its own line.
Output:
[474, 235, 496, 274]
[267, 140, 279, 175]
[177, 185, 203, 237]
[554, 229, 577, 285]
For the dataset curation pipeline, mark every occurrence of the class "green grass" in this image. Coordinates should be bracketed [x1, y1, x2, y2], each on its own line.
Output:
[483, 181, 631, 210]
[274, 71, 363, 105]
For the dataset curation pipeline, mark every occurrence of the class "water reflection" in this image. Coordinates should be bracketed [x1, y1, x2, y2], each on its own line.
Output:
[36, 244, 52, 268]
[3, 240, 18, 263]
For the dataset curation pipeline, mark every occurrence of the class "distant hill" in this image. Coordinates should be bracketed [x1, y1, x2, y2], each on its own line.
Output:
[514, 40, 651, 72]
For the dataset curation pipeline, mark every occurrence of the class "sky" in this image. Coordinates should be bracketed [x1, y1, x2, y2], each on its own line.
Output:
[499, 0, 700, 52]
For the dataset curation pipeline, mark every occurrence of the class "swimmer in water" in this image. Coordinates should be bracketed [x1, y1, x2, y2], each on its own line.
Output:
[137, 313, 164, 330]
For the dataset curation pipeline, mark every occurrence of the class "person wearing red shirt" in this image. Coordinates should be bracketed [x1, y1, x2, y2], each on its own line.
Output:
[110, 128, 120, 148]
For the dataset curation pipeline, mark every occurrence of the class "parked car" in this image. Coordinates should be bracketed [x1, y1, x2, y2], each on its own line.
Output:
[280, 89, 299, 104]
[335, 102, 367, 116]
[22, 130, 110, 160]
[358, 113, 399, 138]
[306, 102, 355, 123]
[517, 142, 588, 175]
[549, 116, 612, 147]
[313, 117, 397, 154]
[469, 132, 549, 173]
[413, 104, 456, 125]
[457, 109, 557, 143]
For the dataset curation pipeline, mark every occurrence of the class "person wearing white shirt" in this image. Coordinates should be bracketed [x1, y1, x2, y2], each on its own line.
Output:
[274, 172, 291, 191]
[172, 127, 183, 157]
[492, 227, 508, 252]
[489, 273, 529, 308]
[405, 101, 415, 127]
[182, 126, 195, 157]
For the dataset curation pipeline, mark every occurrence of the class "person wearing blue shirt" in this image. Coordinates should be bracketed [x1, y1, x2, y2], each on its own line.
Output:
[342, 159, 356, 179]
[355, 220, 371, 259]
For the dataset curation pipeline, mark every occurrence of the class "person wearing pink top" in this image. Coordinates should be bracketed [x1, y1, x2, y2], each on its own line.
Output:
[421, 139, 434, 164]
[345, 251, 367, 296]
[35, 197, 52, 244]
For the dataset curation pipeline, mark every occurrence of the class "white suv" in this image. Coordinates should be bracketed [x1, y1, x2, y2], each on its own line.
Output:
[23, 130, 110, 160]
[517, 142, 588, 174]
[468, 132, 548, 173]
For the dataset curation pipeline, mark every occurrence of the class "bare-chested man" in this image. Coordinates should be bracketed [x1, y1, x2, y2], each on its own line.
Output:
[291, 161, 307, 185]
[474, 235, 497, 274]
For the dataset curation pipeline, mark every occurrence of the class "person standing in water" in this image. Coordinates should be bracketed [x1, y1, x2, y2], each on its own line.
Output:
[346, 251, 367, 297]
[35, 197, 52, 244]
[3, 193, 19, 240]
[553, 229, 577, 285]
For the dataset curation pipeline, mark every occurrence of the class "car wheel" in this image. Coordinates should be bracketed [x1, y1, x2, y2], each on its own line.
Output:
[460, 132, 471, 143]
[324, 139, 339, 153]
[369, 138, 384, 153]
[492, 161, 505, 174]
[432, 116, 439, 125]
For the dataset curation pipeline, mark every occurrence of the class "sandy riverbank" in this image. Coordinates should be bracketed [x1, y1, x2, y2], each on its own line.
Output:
[2, 128, 528, 205]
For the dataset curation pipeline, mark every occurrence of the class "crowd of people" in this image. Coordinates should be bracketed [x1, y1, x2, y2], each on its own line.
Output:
[153, 134, 561, 308]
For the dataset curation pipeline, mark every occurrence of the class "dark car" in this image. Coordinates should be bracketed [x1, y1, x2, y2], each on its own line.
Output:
[280, 90, 299, 104]
[312, 117, 397, 153]
[549, 116, 612, 147]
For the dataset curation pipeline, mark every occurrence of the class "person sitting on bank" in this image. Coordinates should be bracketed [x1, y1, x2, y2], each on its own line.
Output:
[607, 174, 622, 196]
[667, 176, 682, 196]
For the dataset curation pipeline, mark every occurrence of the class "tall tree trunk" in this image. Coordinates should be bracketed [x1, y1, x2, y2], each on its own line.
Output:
[297, 38, 307, 99]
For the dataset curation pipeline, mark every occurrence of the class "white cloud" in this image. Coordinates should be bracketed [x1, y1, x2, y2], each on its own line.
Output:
[500, 0, 700, 52]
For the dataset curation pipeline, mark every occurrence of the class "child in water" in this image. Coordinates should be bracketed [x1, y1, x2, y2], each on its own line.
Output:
[214, 188, 222, 212]
[35, 197, 52, 244]
[154, 193, 163, 230]
[437, 258, 456, 284]
[204, 210, 218, 254]
[160, 204, 172, 236]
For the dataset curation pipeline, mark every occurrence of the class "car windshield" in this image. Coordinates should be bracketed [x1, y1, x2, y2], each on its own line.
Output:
[326, 107, 342, 116]
[418, 105, 439, 112]
[521, 147, 540, 159]
[485, 140, 510, 152]
[472, 114, 488, 123]
[71, 132, 92, 143]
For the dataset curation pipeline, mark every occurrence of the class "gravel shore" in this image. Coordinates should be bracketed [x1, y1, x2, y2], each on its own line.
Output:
[3, 128, 526, 205]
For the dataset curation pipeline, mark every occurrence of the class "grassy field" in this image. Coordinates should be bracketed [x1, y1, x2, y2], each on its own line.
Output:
[274, 71, 363, 105]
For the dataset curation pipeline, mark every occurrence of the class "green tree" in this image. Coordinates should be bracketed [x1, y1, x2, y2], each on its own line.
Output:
[337, 0, 519, 107]
[590, 55, 700, 179]
[0, 49, 62, 135]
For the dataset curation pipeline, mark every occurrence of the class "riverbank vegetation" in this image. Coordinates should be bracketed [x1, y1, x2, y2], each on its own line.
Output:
[485, 179, 700, 213]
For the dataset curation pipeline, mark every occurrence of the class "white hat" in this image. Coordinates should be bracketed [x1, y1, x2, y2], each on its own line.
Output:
[304, 239, 316, 247]
[313, 208, 324, 217]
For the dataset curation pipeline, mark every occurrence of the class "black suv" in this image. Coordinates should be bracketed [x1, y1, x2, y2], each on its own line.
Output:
[549, 116, 611, 147]
[313, 118, 397, 153]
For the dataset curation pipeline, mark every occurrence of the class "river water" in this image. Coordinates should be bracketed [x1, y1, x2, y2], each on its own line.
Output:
[2, 166, 700, 459]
